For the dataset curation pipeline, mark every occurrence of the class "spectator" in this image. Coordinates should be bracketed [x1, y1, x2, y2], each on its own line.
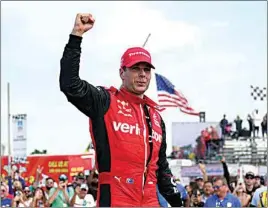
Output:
[254, 175, 262, 189]
[247, 114, 253, 137]
[47, 174, 74, 207]
[261, 113, 267, 138]
[202, 181, 214, 203]
[6, 170, 26, 195]
[70, 183, 95, 207]
[76, 172, 86, 185]
[252, 109, 261, 137]
[195, 177, 205, 194]
[174, 179, 190, 207]
[12, 190, 31, 207]
[250, 175, 268, 207]
[44, 177, 55, 200]
[204, 177, 241, 207]
[0, 183, 12, 207]
[30, 187, 48, 207]
[234, 115, 243, 137]
[232, 180, 251, 207]
[244, 172, 257, 199]
[190, 189, 204, 207]
[220, 115, 228, 136]
[87, 168, 98, 201]
[12, 180, 23, 196]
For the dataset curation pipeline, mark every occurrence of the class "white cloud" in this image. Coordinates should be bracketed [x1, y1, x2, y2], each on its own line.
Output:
[1, 1, 265, 155]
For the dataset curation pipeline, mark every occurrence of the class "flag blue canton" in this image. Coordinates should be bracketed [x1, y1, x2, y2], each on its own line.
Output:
[155, 73, 176, 94]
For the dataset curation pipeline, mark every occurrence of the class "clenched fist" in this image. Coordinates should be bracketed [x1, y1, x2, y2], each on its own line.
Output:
[71, 13, 95, 37]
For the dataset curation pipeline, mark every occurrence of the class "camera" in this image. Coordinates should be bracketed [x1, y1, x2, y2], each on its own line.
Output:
[15, 191, 21, 196]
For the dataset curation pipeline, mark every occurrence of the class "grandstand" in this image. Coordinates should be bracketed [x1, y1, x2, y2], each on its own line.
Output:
[220, 137, 267, 165]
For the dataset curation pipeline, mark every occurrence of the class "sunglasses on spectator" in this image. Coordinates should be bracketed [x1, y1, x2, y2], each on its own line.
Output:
[81, 188, 87, 191]
[245, 176, 254, 179]
[213, 185, 223, 190]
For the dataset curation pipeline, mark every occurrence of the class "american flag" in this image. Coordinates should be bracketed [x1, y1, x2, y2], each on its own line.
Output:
[155, 73, 200, 116]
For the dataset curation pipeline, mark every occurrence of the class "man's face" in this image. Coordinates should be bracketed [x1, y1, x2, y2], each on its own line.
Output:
[120, 62, 152, 96]
[46, 179, 54, 189]
[213, 180, 226, 197]
[0, 185, 6, 198]
[254, 177, 261, 187]
[245, 175, 255, 186]
[191, 190, 202, 205]
[77, 178, 85, 185]
[196, 179, 204, 189]
[79, 186, 88, 198]
[204, 182, 213, 196]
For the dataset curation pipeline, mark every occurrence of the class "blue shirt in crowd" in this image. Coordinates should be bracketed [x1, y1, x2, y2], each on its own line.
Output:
[0, 198, 12, 207]
[156, 185, 169, 207]
[176, 183, 188, 200]
[204, 192, 241, 207]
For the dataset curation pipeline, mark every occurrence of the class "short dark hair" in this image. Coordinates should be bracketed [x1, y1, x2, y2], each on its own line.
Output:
[45, 177, 54, 182]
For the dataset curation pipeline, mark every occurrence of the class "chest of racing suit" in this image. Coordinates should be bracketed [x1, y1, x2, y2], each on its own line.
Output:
[90, 87, 167, 207]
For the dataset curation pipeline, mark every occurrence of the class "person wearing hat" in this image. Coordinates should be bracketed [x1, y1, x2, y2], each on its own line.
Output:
[76, 172, 86, 185]
[47, 174, 74, 207]
[250, 174, 268, 207]
[59, 13, 182, 207]
[70, 183, 95, 207]
[244, 172, 257, 198]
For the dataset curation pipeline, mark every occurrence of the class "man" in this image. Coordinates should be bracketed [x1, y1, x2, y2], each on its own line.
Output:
[202, 181, 214, 203]
[205, 177, 241, 207]
[48, 174, 74, 207]
[195, 177, 205, 194]
[190, 189, 204, 207]
[70, 183, 95, 207]
[254, 175, 262, 189]
[59, 13, 182, 207]
[220, 115, 228, 136]
[245, 172, 257, 198]
[250, 175, 268, 207]
[0, 183, 12, 207]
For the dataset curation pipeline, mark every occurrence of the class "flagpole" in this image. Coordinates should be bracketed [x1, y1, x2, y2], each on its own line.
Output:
[142, 33, 151, 48]
[7, 82, 12, 175]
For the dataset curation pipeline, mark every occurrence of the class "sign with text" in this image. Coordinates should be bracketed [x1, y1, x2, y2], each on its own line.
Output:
[12, 114, 27, 158]
[1, 153, 94, 186]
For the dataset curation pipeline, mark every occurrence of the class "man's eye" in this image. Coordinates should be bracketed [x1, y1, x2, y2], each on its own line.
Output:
[144, 68, 151, 72]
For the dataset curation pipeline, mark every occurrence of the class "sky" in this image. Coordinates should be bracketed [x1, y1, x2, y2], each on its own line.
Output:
[1, 1, 267, 155]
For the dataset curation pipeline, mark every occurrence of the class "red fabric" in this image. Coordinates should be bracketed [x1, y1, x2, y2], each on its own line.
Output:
[120, 47, 155, 69]
[91, 87, 163, 206]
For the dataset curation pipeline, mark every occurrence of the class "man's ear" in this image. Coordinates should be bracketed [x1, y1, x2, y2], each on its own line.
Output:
[119, 68, 125, 80]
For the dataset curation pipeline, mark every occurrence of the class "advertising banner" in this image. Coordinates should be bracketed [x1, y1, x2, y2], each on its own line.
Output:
[1, 154, 94, 186]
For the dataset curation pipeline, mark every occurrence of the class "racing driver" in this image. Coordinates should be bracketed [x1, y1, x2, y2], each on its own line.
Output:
[59, 13, 182, 207]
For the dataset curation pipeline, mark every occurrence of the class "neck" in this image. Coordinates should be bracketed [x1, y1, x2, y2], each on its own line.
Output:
[218, 192, 227, 200]
[120, 86, 144, 99]
[236, 191, 243, 197]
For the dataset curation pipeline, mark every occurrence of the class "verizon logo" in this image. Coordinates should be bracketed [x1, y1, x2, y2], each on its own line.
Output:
[152, 129, 162, 143]
[113, 121, 141, 135]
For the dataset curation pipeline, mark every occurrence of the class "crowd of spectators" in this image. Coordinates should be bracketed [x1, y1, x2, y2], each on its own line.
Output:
[1, 166, 98, 207]
[158, 157, 267, 207]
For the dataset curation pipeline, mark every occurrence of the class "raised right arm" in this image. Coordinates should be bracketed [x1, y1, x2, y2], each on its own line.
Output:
[60, 13, 110, 118]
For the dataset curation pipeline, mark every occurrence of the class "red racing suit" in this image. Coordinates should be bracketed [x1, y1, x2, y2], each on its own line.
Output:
[60, 34, 182, 207]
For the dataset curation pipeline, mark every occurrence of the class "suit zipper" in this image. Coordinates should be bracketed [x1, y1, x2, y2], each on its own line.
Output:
[140, 104, 147, 196]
